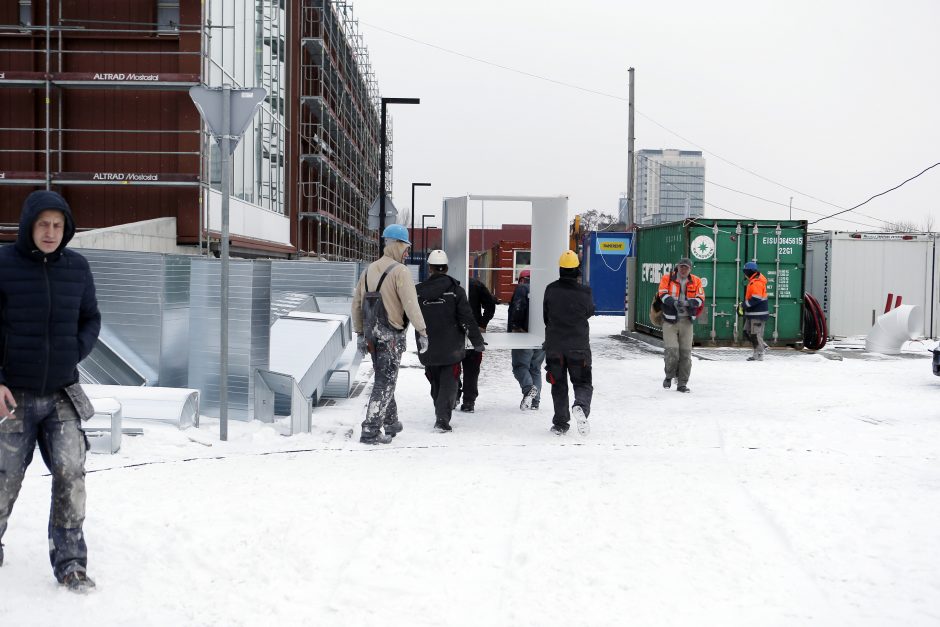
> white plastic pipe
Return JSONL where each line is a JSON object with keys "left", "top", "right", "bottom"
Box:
{"left": 865, "top": 304, "right": 923, "bottom": 355}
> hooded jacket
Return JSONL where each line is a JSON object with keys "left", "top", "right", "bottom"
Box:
{"left": 743, "top": 272, "right": 769, "bottom": 321}
{"left": 467, "top": 278, "right": 497, "bottom": 330}
{"left": 351, "top": 240, "right": 427, "bottom": 335}
{"left": 0, "top": 190, "right": 101, "bottom": 394}
{"left": 415, "top": 272, "right": 484, "bottom": 367}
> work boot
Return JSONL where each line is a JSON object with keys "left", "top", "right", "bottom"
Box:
{"left": 61, "top": 569, "right": 96, "bottom": 594}
{"left": 747, "top": 352, "right": 764, "bottom": 362}
{"left": 663, "top": 377, "right": 672, "bottom": 389}
{"left": 676, "top": 385, "right": 691, "bottom": 393}
{"left": 459, "top": 401, "right": 475, "bottom": 413}
{"left": 434, "top": 420, "right": 452, "bottom": 432}
{"left": 360, "top": 432, "right": 393, "bottom": 445}
{"left": 530, "top": 398, "right": 540, "bottom": 410}
{"left": 520, "top": 386, "right": 538, "bottom": 410}
{"left": 384, "top": 421, "right": 403, "bottom": 438}
{"left": 550, "top": 424, "right": 568, "bottom": 436}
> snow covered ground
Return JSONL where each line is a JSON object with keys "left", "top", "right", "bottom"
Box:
{"left": 1, "top": 307, "right": 938, "bottom": 626}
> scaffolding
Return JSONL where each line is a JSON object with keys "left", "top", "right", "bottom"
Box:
{"left": 0, "top": 3, "right": 203, "bottom": 191}
{"left": 298, "top": 0, "right": 382, "bottom": 261}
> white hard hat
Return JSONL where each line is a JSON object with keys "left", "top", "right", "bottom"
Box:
{"left": 427, "top": 249, "right": 448, "bottom": 265}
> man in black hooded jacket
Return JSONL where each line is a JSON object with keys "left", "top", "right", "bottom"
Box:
{"left": 0, "top": 190, "right": 101, "bottom": 592}
{"left": 457, "top": 277, "right": 496, "bottom": 412}
{"left": 415, "top": 250, "right": 485, "bottom": 431}
{"left": 543, "top": 250, "right": 594, "bottom": 436}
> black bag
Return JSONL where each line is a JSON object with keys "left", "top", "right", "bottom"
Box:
{"left": 362, "top": 265, "right": 396, "bottom": 343}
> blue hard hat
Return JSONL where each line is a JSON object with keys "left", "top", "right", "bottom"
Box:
{"left": 382, "top": 223, "right": 411, "bottom": 245}
{"left": 743, "top": 261, "right": 759, "bottom": 272}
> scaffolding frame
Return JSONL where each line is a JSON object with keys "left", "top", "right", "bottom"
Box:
{"left": 0, "top": 3, "right": 204, "bottom": 191}
{"left": 298, "top": 0, "right": 382, "bottom": 261}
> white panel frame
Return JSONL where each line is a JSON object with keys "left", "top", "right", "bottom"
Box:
{"left": 442, "top": 194, "right": 569, "bottom": 349}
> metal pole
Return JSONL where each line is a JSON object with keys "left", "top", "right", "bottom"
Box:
{"left": 44, "top": 0, "right": 51, "bottom": 190}
{"left": 789, "top": 196, "right": 793, "bottom": 221}
{"left": 626, "top": 67, "right": 635, "bottom": 227}
{"left": 219, "top": 84, "right": 231, "bottom": 442}
{"left": 379, "top": 100, "right": 387, "bottom": 255}
{"left": 409, "top": 182, "right": 430, "bottom": 263}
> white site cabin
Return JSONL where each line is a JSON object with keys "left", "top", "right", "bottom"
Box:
{"left": 441, "top": 194, "right": 569, "bottom": 350}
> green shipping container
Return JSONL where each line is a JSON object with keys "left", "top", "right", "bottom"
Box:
{"left": 632, "top": 219, "right": 807, "bottom": 346}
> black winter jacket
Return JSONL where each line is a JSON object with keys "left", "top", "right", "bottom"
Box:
{"left": 507, "top": 282, "right": 530, "bottom": 332}
{"left": 468, "top": 278, "right": 497, "bottom": 329}
{"left": 415, "top": 273, "right": 484, "bottom": 367}
{"left": 543, "top": 277, "right": 594, "bottom": 353}
{"left": 0, "top": 191, "right": 101, "bottom": 394}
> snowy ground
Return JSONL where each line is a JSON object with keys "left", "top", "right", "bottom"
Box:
{"left": 1, "top": 307, "right": 938, "bottom": 626}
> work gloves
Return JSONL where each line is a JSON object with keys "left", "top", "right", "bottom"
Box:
{"left": 417, "top": 334, "right": 429, "bottom": 354}
{"left": 357, "top": 334, "right": 369, "bottom": 356}
{"left": 737, "top": 302, "right": 745, "bottom": 317}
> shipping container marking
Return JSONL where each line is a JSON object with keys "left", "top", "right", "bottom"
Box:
{"left": 690, "top": 235, "right": 715, "bottom": 260}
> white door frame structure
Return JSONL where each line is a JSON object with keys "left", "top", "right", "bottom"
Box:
{"left": 442, "top": 194, "right": 569, "bottom": 350}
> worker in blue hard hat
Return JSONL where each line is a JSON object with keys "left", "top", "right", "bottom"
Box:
{"left": 351, "top": 223, "right": 429, "bottom": 444}
{"left": 739, "top": 260, "right": 769, "bottom": 361}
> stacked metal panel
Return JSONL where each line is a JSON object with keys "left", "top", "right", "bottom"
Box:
{"left": 188, "top": 258, "right": 272, "bottom": 421}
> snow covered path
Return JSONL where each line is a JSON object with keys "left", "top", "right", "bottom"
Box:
{"left": 1, "top": 312, "right": 938, "bottom": 626}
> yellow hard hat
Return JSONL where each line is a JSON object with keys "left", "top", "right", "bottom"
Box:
{"left": 559, "top": 250, "right": 579, "bottom": 268}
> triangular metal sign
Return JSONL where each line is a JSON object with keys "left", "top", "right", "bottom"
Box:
{"left": 368, "top": 194, "right": 399, "bottom": 230}
{"left": 189, "top": 86, "right": 267, "bottom": 153}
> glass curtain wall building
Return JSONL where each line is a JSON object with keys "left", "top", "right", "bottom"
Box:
{"left": 634, "top": 149, "right": 705, "bottom": 225}
{"left": 206, "top": 0, "right": 287, "bottom": 216}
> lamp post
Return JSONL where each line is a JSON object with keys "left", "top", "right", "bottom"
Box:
{"left": 421, "top": 213, "right": 435, "bottom": 278}
{"left": 379, "top": 97, "right": 420, "bottom": 253}
{"left": 410, "top": 182, "right": 431, "bottom": 263}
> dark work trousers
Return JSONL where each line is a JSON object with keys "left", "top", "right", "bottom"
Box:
{"left": 0, "top": 388, "right": 89, "bottom": 581}
{"left": 458, "top": 351, "right": 482, "bottom": 404}
{"left": 544, "top": 350, "right": 593, "bottom": 431}
{"left": 425, "top": 363, "right": 462, "bottom": 427}
{"left": 362, "top": 326, "right": 406, "bottom": 436}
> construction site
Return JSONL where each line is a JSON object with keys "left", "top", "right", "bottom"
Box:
{"left": 0, "top": 0, "right": 385, "bottom": 260}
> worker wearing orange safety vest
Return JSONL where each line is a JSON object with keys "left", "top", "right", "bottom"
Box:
{"left": 657, "top": 257, "right": 705, "bottom": 393}
{"left": 739, "top": 261, "right": 769, "bottom": 361}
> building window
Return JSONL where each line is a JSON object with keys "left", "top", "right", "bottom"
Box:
{"left": 513, "top": 250, "right": 531, "bottom": 282}
{"left": 157, "top": 1, "right": 180, "bottom": 31}
{"left": 19, "top": 0, "right": 32, "bottom": 26}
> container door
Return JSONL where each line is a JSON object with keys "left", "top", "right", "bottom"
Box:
{"left": 634, "top": 223, "right": 685, "bottom": 333}
{"left": 742, "top": 222, "right": 806, "bottom": 344}
{"left": 687, "top": 222, "right": 742, "bottom": 342}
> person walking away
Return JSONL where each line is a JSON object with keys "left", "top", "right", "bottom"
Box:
{"left": 658, "top": 257, "right": 705, "bottom": 393}
{"left": 740, "top": 261, "right": 769, "bottom": 361}
{"left": 543, "top": 251, "right": 595, "bottom": 435}
{"left": 351, "top": 224, "right": 429, "bottom": 444}
{"left": 508, "top": 269, "right": 545, "bottom": 411}
{"left": 457, "top": 276, "right": 496, "bottom": 412}
{"left": 416, "top": 251, "right": 485, "bottom": 431}
{"left": 0, "top": 190, "right": 102, "bottom": 592}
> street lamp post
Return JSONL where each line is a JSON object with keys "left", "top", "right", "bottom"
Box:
{"left": 410, "top": 182, "right": 431, "bottom": 263}
{"left": 379, "top": 97, "right": 420, "bottom": 254}
{"left": 421, "top": 213, "right": 435, "bottom": 278}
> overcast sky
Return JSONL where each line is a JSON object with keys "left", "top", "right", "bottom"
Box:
{"left": 351, "top": 0, "right": 939, "bottom": 232}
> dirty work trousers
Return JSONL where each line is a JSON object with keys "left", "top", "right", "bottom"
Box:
{"left": 662, "top": 318, "right": 694, "bottom": 386}
{"left": 425, "top": 363, "right": 461, "bottom": 427}
{"left": 544, "top": 350, "right": 593, "bottom": 431}
{"left": 362, "top": 327, "right": 406, "bottom": 437}
{"left": 512, "top": 348, "right": 545, "bottom": 399}
{"left": 0, "top": 388, "right": 88, "bottom": 581}
{"left": 743, "top": 318, "right": 768, "bottom": 357}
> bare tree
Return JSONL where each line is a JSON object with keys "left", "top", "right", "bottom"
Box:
{"left": 579, "top": 209, "right": 617, "bottom": 232}
{"left": 882, "top": 219, "right": 919, "bottom": 233}
{"left": 924, "top": 214, "right": 935, "bottom": 233}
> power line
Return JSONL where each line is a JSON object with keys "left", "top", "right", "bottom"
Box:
{"left": 363, "top": 21, "right": 932, "bottom": 231}
{"left": 637, "top": 154, "right": 886, "bottom": 229}
{"left": 808, "top": 162, "right": 940, "bottom": 225}
{"left": 361, "top": 23, "right": 853, "bottom": 210}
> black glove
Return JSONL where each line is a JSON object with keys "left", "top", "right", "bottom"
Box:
{"left": 356, "top": 335, "right": 369, "bottom": 356}
{"left": 474, "top": 343, "right": 485, "bottom": 353}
